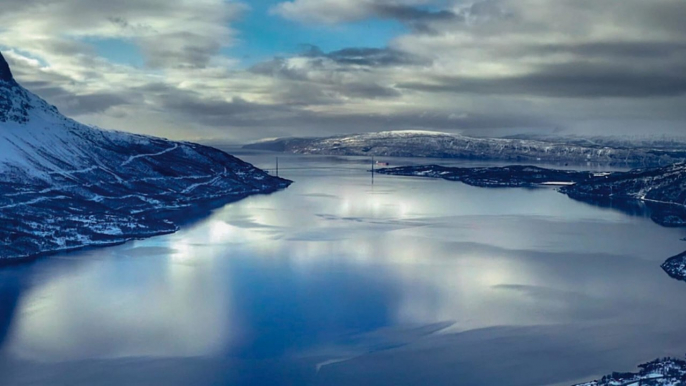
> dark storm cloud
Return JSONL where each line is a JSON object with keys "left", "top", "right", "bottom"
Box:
{"left": 271, "top": 0, "right": 473, "bottom": 28}
{"left": 373, "top": 4, "right": 462, "bottom": 32}
{"left": 60, "top": 93, "right": 131, "bottom": 115}
{"left": 532, "top": 42, "right": 686, "bottom": 60}
{"left": 128, "top": 77, "right": 549, "bottom": 135}
{"left": 132, "top": 83, "right": 295, "bottom": 127}
{"left": 339, "top": 82, "right": 401, "bottom": 98}
{"left": 399, "top": 61, "right": 686, "bottom": 98}
{"left": 138, "top": 32, "right": 223, "bottom": 69}
{"left": 20, "top": 83, "right": 76, "bottom": 101}
{"left": 639, "top": 0, "right": 686, "bottom": 35}
{"left": 319, "top": 47, "right": 429, "bottom": 67}
{"left": 163, "top": 95, "right": 281, "bottom": 120}
{"left": 243, "top": 109, "right": 553, "bottom": 136}
{"left": 373, "top": 4, "right": 457, "bottom": 22}
{"left": 21, "top": 80, "right": 133, "bottom": 115}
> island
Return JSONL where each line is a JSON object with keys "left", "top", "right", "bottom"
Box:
{"left": 374, "top": 164, "right": 594, "bottom": 188}
{"left": 662, "top": 251, "right": 686, "bottom": 283}
{"left": 0, "top": 52, "right": 291, "bottom": 262}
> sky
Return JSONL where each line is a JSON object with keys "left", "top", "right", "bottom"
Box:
{"left": 1, "top": 0, "right": 685, "bottom": 142}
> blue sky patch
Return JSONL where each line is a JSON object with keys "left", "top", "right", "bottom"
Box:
{"left": 85, "top": 0, "right": 407, "bottom": 69}
{"left": 228, "top": 1, "right": 407, "bottom": 66}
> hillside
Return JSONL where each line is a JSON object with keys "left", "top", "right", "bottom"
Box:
{"left": 0, "top": 52, "right": 290, "bottom": 261}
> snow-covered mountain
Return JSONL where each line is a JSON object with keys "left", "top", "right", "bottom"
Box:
{"left": 0, "top": 52, "right": 291, "bottom": 261}
{"left": 245, "top": 130, "right": 686, "bottom": 167}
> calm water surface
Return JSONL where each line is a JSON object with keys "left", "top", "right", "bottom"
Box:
{"left": 1, "top": 152, "right": 686, "bottom": 386}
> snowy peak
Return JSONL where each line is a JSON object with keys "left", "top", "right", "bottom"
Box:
{"left": 0, "top": 52, "right": 13, "bottom": 82}
{"left": 0, "top": 52, "right": 56, "bottom": 124}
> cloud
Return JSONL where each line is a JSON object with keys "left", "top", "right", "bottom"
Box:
{"left": 271, "top": 0, "right": 441, "bottom": 24}
{"left": 2, "top": 0, "right": 686, "bottom": 141}
{"left": 309, "top": 46, "right": 428, "bottom": 67}
{"left": 372, "top": 4, "right": 463, "bottom": 33}
{"left": 141, "top": 84, "right": 296, "bottom": 128}
{"left": 248, "top": 47, "right": 412, "bottom": 105}
{"left": 0, "top": 0, "right": 245, "bottom": 70}
{"left": 21, "top": 83, "right": 133, "bottom": 116}
{"left": 271, "top": 0, "right": 480, "bottom": 32}
{"left": 262, "top": 0, "right": 686, "bottom": 137}
{"left": 399, "top": 61, "right": 686, "bottom": 98}
{"left": 271, "top": 0, "right": 381, "bottom": 24}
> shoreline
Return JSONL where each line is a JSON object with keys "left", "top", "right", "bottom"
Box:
{"left": 0, "top": 185, "right": 290, "bottom": 265}
{"left": 375, "top": 162, "right": 686, "bottom": 385}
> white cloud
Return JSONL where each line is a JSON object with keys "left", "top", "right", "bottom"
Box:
{"left": 0, "top": 0, "right": 245, "bottom": 69}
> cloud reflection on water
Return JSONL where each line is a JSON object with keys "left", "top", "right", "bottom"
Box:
{"left": 3, "top": 156, "right": 686, "bottom": 385}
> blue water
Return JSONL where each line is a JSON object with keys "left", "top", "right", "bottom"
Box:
{"left": 1, "top": 152, "right": 686, "bottom": 386}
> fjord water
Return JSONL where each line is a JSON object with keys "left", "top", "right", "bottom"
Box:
{"left": 2, "top": 152, "right": 686, "bottom": 386}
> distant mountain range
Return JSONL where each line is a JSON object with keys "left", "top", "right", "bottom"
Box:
{"left": 0, "top": 52, "right": 290, "bottom": 261}
{"left": 244, "top": 130, "right": 686, "bottom": 167}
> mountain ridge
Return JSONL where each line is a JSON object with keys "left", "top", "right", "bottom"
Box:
{"left": 0, "top": 51, "right": 291, "bottom": 261}
{"left": 245, "top": 131, "right": 686, "bottom": 167}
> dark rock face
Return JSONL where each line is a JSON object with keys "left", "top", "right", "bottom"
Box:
{"left": 0, "top": 66, "right": 40, "bottom": 124}
{"left": 0, "top": 51, "right": 291, "bottom": 261}
{"left": 245, "top": 131, "right": 686, "bottom": 167}
{"left": 0, "top": 52, "right": 12, "bottom": 82}
{"left": 662, "top": 251, "right": 686, "bottom": 282}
